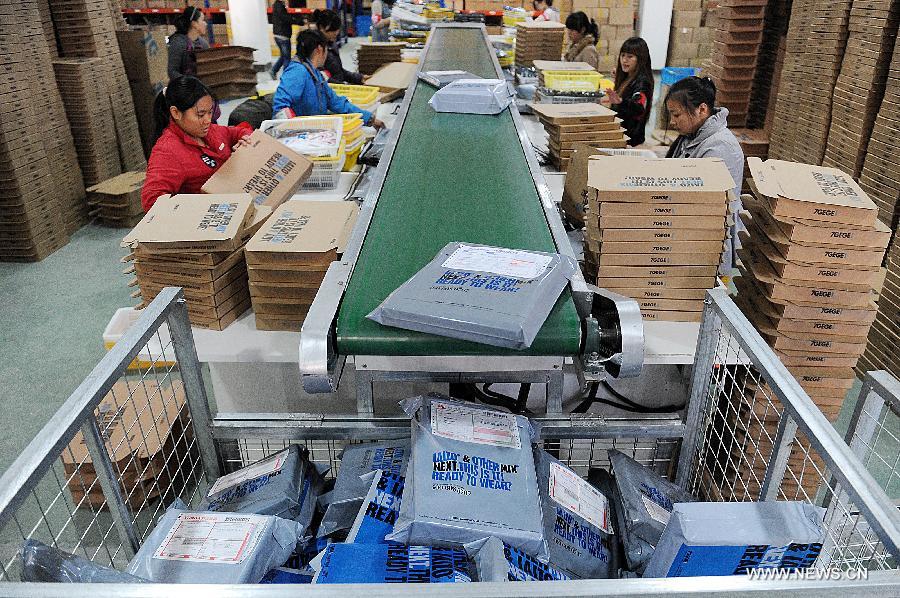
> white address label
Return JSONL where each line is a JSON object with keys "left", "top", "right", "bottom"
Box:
{"left": 549, "top": 462, "right": 612, "bottom": 534}
{"left": 442, "top": 245, "right": 552, "bottom": 280}
{"left": 207, "top": 448, "right": 288, "bottom": 497}
{"left": 641, "top": 494, "right": 673, "bottom": 525}
{"left": 431, "top": 401, "right": 521, "bottom": 449}
{"left": 153, "top": 513, "right": 263, "bottom": 564}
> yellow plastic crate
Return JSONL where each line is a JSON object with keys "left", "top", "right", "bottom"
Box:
{"left": 542, "top": 70, "right": 606, "bottom": 92}
{"left": 329, "top": 83, "right": 380, "bottom": 107}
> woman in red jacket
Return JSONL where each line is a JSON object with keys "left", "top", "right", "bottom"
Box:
{"left": 141, "top": 76, "right": 252, "bottom": 211}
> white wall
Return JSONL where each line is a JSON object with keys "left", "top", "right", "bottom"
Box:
{"left": 228, "top": 0, "right": 273, "bottom": 66}
{"left": 637, "top": 0, "right": 674, "bottom": 70}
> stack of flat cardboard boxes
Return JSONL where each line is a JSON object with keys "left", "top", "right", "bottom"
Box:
{"left": 117, "top": 28, "right": 168, "bottom": 157}
{"left": 49, "top": 0, "right": 147, "bottom": 176}
{"left": 666, "top": 0, "right": 714, "bottom": 69}
{"left": 515, "top": 21, "right": 566, "bottom": 68}
{"left": 87, "top": 171, "right": 146, "bottom": 228}
{"left": 747, "top": 0, "right": 790, "bottom": 128}
{"left": 531, "top": 103, "right": 627, "bottom": 171}
{"left": 583, "top": 156, "right": 733, "bottom": 322}
{"left": 246, "top": 201, "right": 358, "bottom": 331}
{"left": 195, "top": 46, "right": 257, "bottom": 100}
{"left": 858, "top": 33, "right": 900, "bottom": 232}
{"left": 823, "top": 0, "right": 900, "bottom": 178}
{"left": 356, "top": 42, "right": 405, "bottom": 76}
{"left": 734, "top": 158, "right": 890, "bottom": 424}
{"left": 858, "top": 236, "right": 899, "bottom": 379}
{"left": 124, "top": 195, "right": 267, "bottom": 330}
{"left": 704, "top": 0, "right": 767, "bottom": 127}
{"left": 769, "top": 0, "right": 852, "bottom": 165}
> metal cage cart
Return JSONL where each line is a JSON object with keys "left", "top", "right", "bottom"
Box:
{"left": 0, "top": 286, "right": 899, "bottom": 596}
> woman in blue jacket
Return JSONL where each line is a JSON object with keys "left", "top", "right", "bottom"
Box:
{"left": 273, "top": 30, "right": 385, "bottom": 129}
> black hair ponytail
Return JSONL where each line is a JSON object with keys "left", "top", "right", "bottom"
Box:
{"left": 296, "top": 29, "right": 327, "bottom": 59}
{"left": 174, "top": 6, "right": 202, "bottom": 35}
{"left": 665, "top": 76, "right": 717, "bottom": 114}
{"left": 565, "top": 11, "right": 598, "bottom": 40}
{"left": 152, "top": 75, "right": 214, "bottom": 144}
{"left": 313, "top": 8, "right": 341, "bottom": 32}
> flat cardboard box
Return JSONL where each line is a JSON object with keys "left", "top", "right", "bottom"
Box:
{"left": 246, "top": 266, "right": 327, "bottom": 285}
{"left": 251, "top": 302, "right": 313, "bottom": 316}
{"left": 596, "top": 275, "right": 716, "bottom": 290}
{"left": 561, "top": 143, "right": 606, "bottom": 224}
{"left": 137, "top": 261, "right": 246, "bottom": 294}
{"left": 123, "top": 194, "right": 254, "bottom": 253}
{"left": 775, "top": 349, "right": 860, "bottom": 369}
{"left": 249, "top": 284, "right": 318, "bottom": 301}
{"left": 593, "top": 264, "right": 718, "bottom": 278}
{"left": 598, "top": 239, "right": 726, "bottom": 254}
{"left": 740, "top": 292, "right": 874, "bottom": 338}
{"left": 636, "top": 297, "right": 703, "bottom": 312}
{"left": 367, "top": 62, "right": 417, "bottom": 93}
{"left": 748, "top": 158, "right": 878, "bottom": 227}
{"left": 588, "top": 157, "right": 735, "bottom": 203}
{"left": 245, "top": 200, "right": 358, "bottom": 266}
{"left": 201, "top": 130, "right": 312, "bottom": 209}
{"left": 141, "top": 275, "right": 248, "bottom": 308}
{"left": 610, "top": 287, "right": 708, "bottom": 301}
{"left": 735, "top": 275, "right": 877, "bottom": 323}
{"left": 191, "top": 298, "right": 252, "bottom": 331}
{"left": 597, "top": 252, "right": 723, "bottom": 267}
{"left": 530, "top": 103, "right": 618, "bottom": 125}
{"left": 597, "top": 214, "right": 726, "bottom": 230}
{"left": 742, "top": 252, "right": 874, "bottom": 307}
{"left": 248, "top": 294, "right": 314, "bottom": 306}
{"left": 640, "top": 309, "right": 703, "bottom": 322}
{"left": 742, "top": 245, "right": 872, "bottom": 293}
{"left": 254, "top": 314, "right": 306, "bottom": 331}
{"left": 595, "top": 227, "right": 725, "bottom": 242}
{"left": 746, "top": 217, "right": 884, "bottom": 268}
{"left": 597, "top": 201, "right": 728, "bottom": 217}
{"left": 185, "top": 288, "right": 251, "bottom": 321}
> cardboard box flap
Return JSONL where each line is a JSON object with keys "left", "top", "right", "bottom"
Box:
{"left": 588, "top": 157, "right": 736, "bottom": 192}
{"left": 747, "top": 157, "right": 877, "bottom": 211}
{"left": 201, "top": 130, "right": 313, "bottom": 209}
{"left": 530, "top": 103, "right": 617, "bottom": 122}
{"left": 368, "top": 62, "right": 417, "bottom": 91}
{"left": 246, "top": 200, "right": 359, "bottom": 255}
{"left": 122, "top": 194, "right": 254, "bottom": 249}
{"left": 87, "top": 171, "right": 146, "bottom": 194}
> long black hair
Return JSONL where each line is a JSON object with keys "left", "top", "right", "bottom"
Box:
{"left": 614, "top": 37, "right": 653, "bottom": 95}
{"left": 152, "top": 75, "right": 214, "bottom": 144}
{"left": 565, "top": 11, "right": 598, "bottom": 40}
{"left": 296, "top": 29, "right": 327, "bottom": 59}
{"left": 313, "top": 9, "right": 341, "bottom": 32}
{"left": 173, "top": 6, "right": 202, "bottom": 36}
{"left": 665, "top": 76, "right": 717, "bottom": 114}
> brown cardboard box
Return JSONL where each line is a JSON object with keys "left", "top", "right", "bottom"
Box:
{"left": 596, "top": 275, "right": 717, "bottom": 289}
{"left": 640, "top": 309, "right": 703, "bottom": 322}
{"left": 123, "top": 194, "right": 255, "bottom": 253}
{"left": 561, "top": 143, "right": 607, "bottom": 225}
{"left": 598, "top": 201, "right": 727, "bottom": 217}
{"left": 672, "top": 10, "right": 702, "bottom": 29}
{"left": 587, "top": 156, "right": 735, "bottom": 203}
{"left": 745, "top": 215, "right": 885, "bottom": 268}
{"left": 594, "top": 264, "right": 718, "bottom": 278}
{"left": 201, "top": 131, "right": 312, "bottom": 209}
{"left": 531, "top": 103, "right": 618, "bottom": 125}
{"left": 597, "top": 252, "right": 723, "bottom": 267}
{"left": 598, "top": 239, "right": 726, "bottom": 254}
{"left": 595, "top": 227, "right": 725, "bottom": 242}
{"left": 245, "top": 200, "right": 358, "bottom": 265}
{"left": 607, "top": 6, "right": 633, "bottom": 26}
{"left": 748, "top": 158, "right": 879, "bottom": 227}
{"left": 598, "top": 214, "right": 726, "bottom": 230}
{"left": 247, "top": 266, "right": 328, "bottom": 285}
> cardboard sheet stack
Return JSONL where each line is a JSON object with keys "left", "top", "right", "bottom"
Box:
{"left": 769, "top": 0, "right": 852, "bottom": 165}
{"left": 514, "top": 21, "right": 565, "bottom": 68}
{"left": 858, "top": 236, "right": 900, "bottom": 379}
{"left": 117, "top": 29, "right": 169, "bottom": 156}
{"left": 823, "top": 0, "right": 900, "bottom": 178}
{"left": 734, "top": 159, "right": 890, "bottom": 425}
{"left": 530, "top": 103, "right": 626, "bottom": 171}
{"left": 86, "top": 171, "right": 146, "bottom": 228}
{"left": 62, "top": 380, "right": 193, "bottom": 509}
{"left": 730, "top": 128, "right": 769, "bottom": 195}
{"left": 583, "top": 157, "right": 733, "bottom": 322}
{"left": 245, "top": 201, "right": 358, "bottom": 332}
{"left": 856, "top": 23, "right": 900, "bottom": 231}
{"left": 124, "top": 194, "right": 269, "bottom": 331}
{"left": 703, "top": 0, "right": 767, "bottom": 127}
{"left": 48, "top": 0, "right": 147, "bottom": 177}
{"left": 0, "top": 0, "right": 87, "bottom": 262}
{"left": 356, "top": 42, "right": 405, "bottom": 76}
{"left": 195, "top": 46, "right": 257, "bottom": 100}
{"left": 747, "top": 0, "right": 790, "bottom": 128}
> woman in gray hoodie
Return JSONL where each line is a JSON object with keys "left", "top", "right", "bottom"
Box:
{"left": 664, "top": 76, "right": 745, "bottom": 275}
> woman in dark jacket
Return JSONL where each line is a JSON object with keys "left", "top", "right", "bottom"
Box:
{"left": 167, "top": 6, "right": 209, "bottom": 81}
{"left": 310, "top": 9, "right": 367, "bottom": 85}
{"left": 606, "top": 37, "right": 653, "bottom": 146}
{"left": 271, "top": 0, "right": 292, "bottom": 79}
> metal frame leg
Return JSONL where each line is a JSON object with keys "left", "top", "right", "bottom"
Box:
{"left": 546, "top": 369, "right": 564, "bottom": 414}
{"left": 355, "top": 368, "right": 375, "bottom": 416}
{"left": 760, "top": 414, "right": 798, "bottom": 501}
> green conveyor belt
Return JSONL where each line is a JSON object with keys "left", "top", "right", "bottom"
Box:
{"left": 336, "top": 27, "right": 582, "bottom": 356}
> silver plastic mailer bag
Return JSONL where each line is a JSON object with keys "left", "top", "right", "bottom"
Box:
{"left": 644, "top": 501, "right": 826, "bottom": 578}
{"left": 608, "top": 449, "right": 695, "bottom": 573}
{"left": 126, "top": 503, "right": 302, "bottom": 583}
{"left": 534, "top": 448, "right": 615, "bottom": 578}
{"left": 346, "top": 470, "right": 405, "bottom": 544}
{"left": 467, "top": 536, "right": 570, "bottom": 582}
{"left": 201, "top": 445, "right": 323, "bottom": 535}
{"left": 385, "top": 394, "right": 547, "bottom": 560}
{"left": 21, "top": 540, "right": 148, "bottom": 583}
{"left": 317, "top": 439, "right": 411, "bottom": 538}
{"left": 367, "top": 242, "right": 577, "bottom": 350}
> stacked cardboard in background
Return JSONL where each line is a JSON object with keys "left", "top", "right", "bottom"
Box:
{"left": 49, "top": 0, "right": 146, "bottom": 179}
{"left": 822, "top": 0, "right": 900, "bottom": 179}
{"left": 195, "top": 46, "right": 257, "bottom": 100}
{"left": 747, "top": 0, "right": 790, "bottom": 128}
{"left": 87, "top": 171, "right": 146, "bottom": 228}
{"left": 858, "top": 34, "right": 900, "bottom": 233}
{"left": 583, "top": 157, "right": 733, "bottom": 322}
{"left": 0, "top": 0, "right": 87, "bottom": 262}
{"left": 858, "top": 236, "right": 900, "bottom": 379}
{"left": 246, "top": 201, "right": 358, "bottom": 331}
{"left": 356, "top": 42, "right": 405, "bottom": 75}
{"left": 703, "top": 0, "right": 767, "bottom": 128}
{"left": 667, "top": 0, "right": 714, "bottom": 69}
{"left": 124, "top": 195, "right": 268, "bottom": 330}
{"left": 768, "top": 0, "right": 852, "bottom": 165}
{"left": 531, "top": 103, "right": 627, "bottom": 171}
{"left": 515, "top": 21, "right": 566, "bottom": 68}
{"left": 117, "top": 29, "right": 168, "bottom": 157}
{"left": 734, "top": 159, "right": 889, "bottom": 424}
